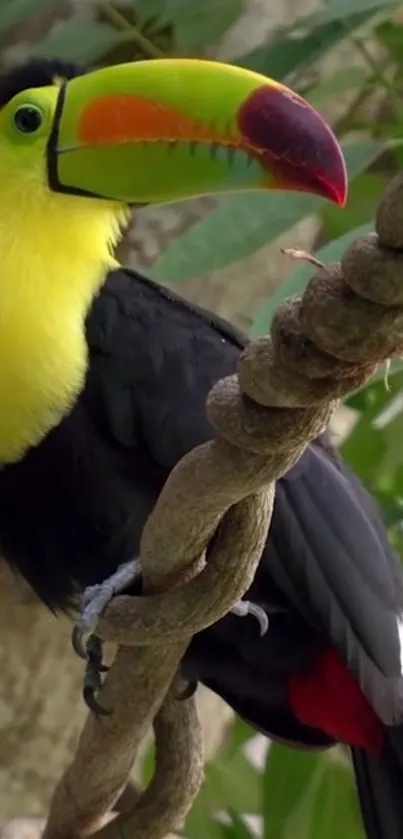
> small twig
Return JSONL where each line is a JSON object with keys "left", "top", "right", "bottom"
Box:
{"left": 281, "top": 247, "right": 326, "bottom": 270}
{"left": 351, "top": 37, "right": 401, "bottom": 117}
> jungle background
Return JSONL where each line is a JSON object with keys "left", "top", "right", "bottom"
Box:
{"left": 0, "top": 0, "right": 402, "bottom": 837}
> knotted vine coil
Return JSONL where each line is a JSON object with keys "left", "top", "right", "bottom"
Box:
{"left": 40, "top": 170, "right": 403, "bottom": 839}
{"left": 98, "top": 173, "right": 403, "bottom": 650}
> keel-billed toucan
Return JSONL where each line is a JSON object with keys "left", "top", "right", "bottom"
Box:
{"left": 0, "top": 56, "right": 401, "bottom": 839}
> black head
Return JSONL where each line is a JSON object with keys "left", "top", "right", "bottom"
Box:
{"left": 0, "top": 58, "right": 83, "bottom": 109}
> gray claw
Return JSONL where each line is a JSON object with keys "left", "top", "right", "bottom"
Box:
{"left": 83, "top": 637, "right": 112, "bottom": 717}
{"left": 71, "top": 557, "right": 143, "bottom": 659}
{"left": 71, "top": 624, "right": 89, "bottom": 660}
{"left": 83, "top": 684, "right": 111, "bottom": 717}
{"left": 230, "top": 599, "right": 269, "bottom": 636}
{"left": 71, "top": 557, "right": 143, "bottom": 715}
{"left": 81, "top": 634, "right": 111, "bottom": 715}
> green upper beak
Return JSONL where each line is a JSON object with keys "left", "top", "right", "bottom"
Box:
{"left": 48, "top": 58, "right": 347, "bottom": 207}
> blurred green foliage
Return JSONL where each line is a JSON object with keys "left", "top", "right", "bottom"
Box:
{"left": 1, "top": 0, "right": 403, "bottom": 835}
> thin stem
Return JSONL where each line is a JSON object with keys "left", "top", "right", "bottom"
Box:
{"left": 334, "top": 76, "right": 377, "bottom": 135}
{"left": 352, "top": 36, "right": 401, "bottom": 115}
{"left": 98, "top": 1, "right": 165, "bottom": 58}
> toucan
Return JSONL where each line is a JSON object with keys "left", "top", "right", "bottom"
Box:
{"left": 0, "top": 55, "right": 401, "bottom": 839}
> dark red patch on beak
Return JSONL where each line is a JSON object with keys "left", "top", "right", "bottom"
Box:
{"left": 238, "top": 85, "right": 347, "bottom": 206}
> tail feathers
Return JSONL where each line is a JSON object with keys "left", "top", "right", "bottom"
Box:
{"left": 352, "top": 728, "right": 403, "bottom": 839}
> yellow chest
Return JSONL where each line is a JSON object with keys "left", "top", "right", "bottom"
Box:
{"left": 0, "top": 189, "right": 127, "bottom": 464}
{"left": 0, "top": 274, "right": 91, "bottom": 464}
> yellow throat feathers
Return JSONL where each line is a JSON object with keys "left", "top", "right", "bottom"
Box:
{"left": 0, "top": 180, "right": 128, "bottom": 465}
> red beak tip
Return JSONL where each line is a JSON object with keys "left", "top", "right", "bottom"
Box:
{"left": 331, "top": 157, "right": 349, "bottom": 208}
{"left": 330, "top": 180, "right": 348, "bottom": 208}
{"left": 318, "top": 143, "right": 348, "bottom": 208}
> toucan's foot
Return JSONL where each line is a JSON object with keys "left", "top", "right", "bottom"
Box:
{"left": 71, "top": 557, "right": 142, "bottom": 714}
{"left": 82, "top": 634, "right": 112, "bottom": 716}
{"left": 230, "top": 599, "right": 269, "bottom": 636}
{"left": 72, "top": 557, "right": 143, "bottom": 659}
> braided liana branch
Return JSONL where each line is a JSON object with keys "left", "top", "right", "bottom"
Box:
{"left": 12, "top": 171, "right": 403, "bottom": 839}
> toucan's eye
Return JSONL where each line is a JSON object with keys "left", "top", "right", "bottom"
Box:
{"left": 13, "top": 105, "right": 43, "bottom": 134}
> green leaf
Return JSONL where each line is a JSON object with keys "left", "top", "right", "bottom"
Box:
{"left": 138, "top": 740, "right": 156, "bottom": 787}
{"left": 374, "top": 491, "right": 403, "bottom": 530}
{"left": 308, "top": 760, "right": 363, "bottom": 839}
{"left": 368, "top": 414, "right": 403, "bottom": 477}
{"left": 263, "top": 748, "right": 362, "bottom": 839}
{"left": 377, "top": 20, "right": 403, "bottom": 63}
{"left": 150, "top": 140, "right": 383, "bottom": 283}
{"left": 321, "top": 172, "right": 388, "bottom": 240}
{"left": 222, "top": 716, "right": 256, "bottom": 760}
{"left": 32, "top": 21, "right": 124, "bottom": 64}
{"left": 251, "top": 220, "right": 374, "bottom": 338}
{"left": 311, "top": 0, "right": 398, "bottom": 25}
{"left": 346, "top": 366, "right": 403, "bottom": 415}
{"left": 135, "top": 0, "right": 242, "bottom": 48}
{"left": 205, "top": 751, "right": 263, "bottom": 813}
{"left": 134, "top": 0, "right": 168, "bottom": 26}
{"left": 184, "top": 776, "right": 258, "bottom": 839}
{"left": 390, "top": 527, "right": 403, "bottom": 561}
{"left": 226, "top": 811, "right": 256, "bottom": 839}
{"left": 185, "top": 732, "right": 263, "bottom": 839}
{"left": 341, "top": 426, "right": 388, "bottom": 488}
{"left": 172, "top": 0, "right": 243, "bottom": 52}
{"left": 236, "top": 11, "right": 378, "bottom": 80}
{"left": 341, "top": 371, "right": 403, "bottom": 489}
{"left": 151, "top": 191, "right": 317, "bottom": 282}
{"left": 350, "top": 359, "right": 403, "bottom": 396}
{"left": 185, "top": 790, "right": 226, "bottom": 839}
{"left": 306, "top": 67, "right": 369, "bottom": 108}
{"left": 263, "top": 745, "right": 322, "bottom": 839}
{"left": 0, "top": 0, "right": 58, "bottom": 37}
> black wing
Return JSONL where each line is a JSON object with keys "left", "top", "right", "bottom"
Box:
{"left": 85, "top": 267, "right": 248, "bottom": 467}
{"left": 86, "top": 268, "right": 403, "bottom": 727}
{"left": 267, "top": 443, "right": 403, "bottom": 724}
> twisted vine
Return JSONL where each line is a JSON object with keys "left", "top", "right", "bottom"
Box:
{"left": 4, "top": 171, "right": 403, "bottom": 839}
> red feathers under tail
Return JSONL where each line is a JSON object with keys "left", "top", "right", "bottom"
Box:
{"left": 289, "top": 647, "right": 403, "bottom": 839}
{"left": 289, "top": 648, "right": 384, "bottom": 752}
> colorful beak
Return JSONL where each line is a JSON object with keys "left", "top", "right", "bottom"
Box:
{"left": 47, "top": 58, "right": 347, "bottom": 207}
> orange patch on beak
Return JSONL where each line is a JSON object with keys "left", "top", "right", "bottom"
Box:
{"left": 78, "top": 94, "right": 238, "bottom": 146}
